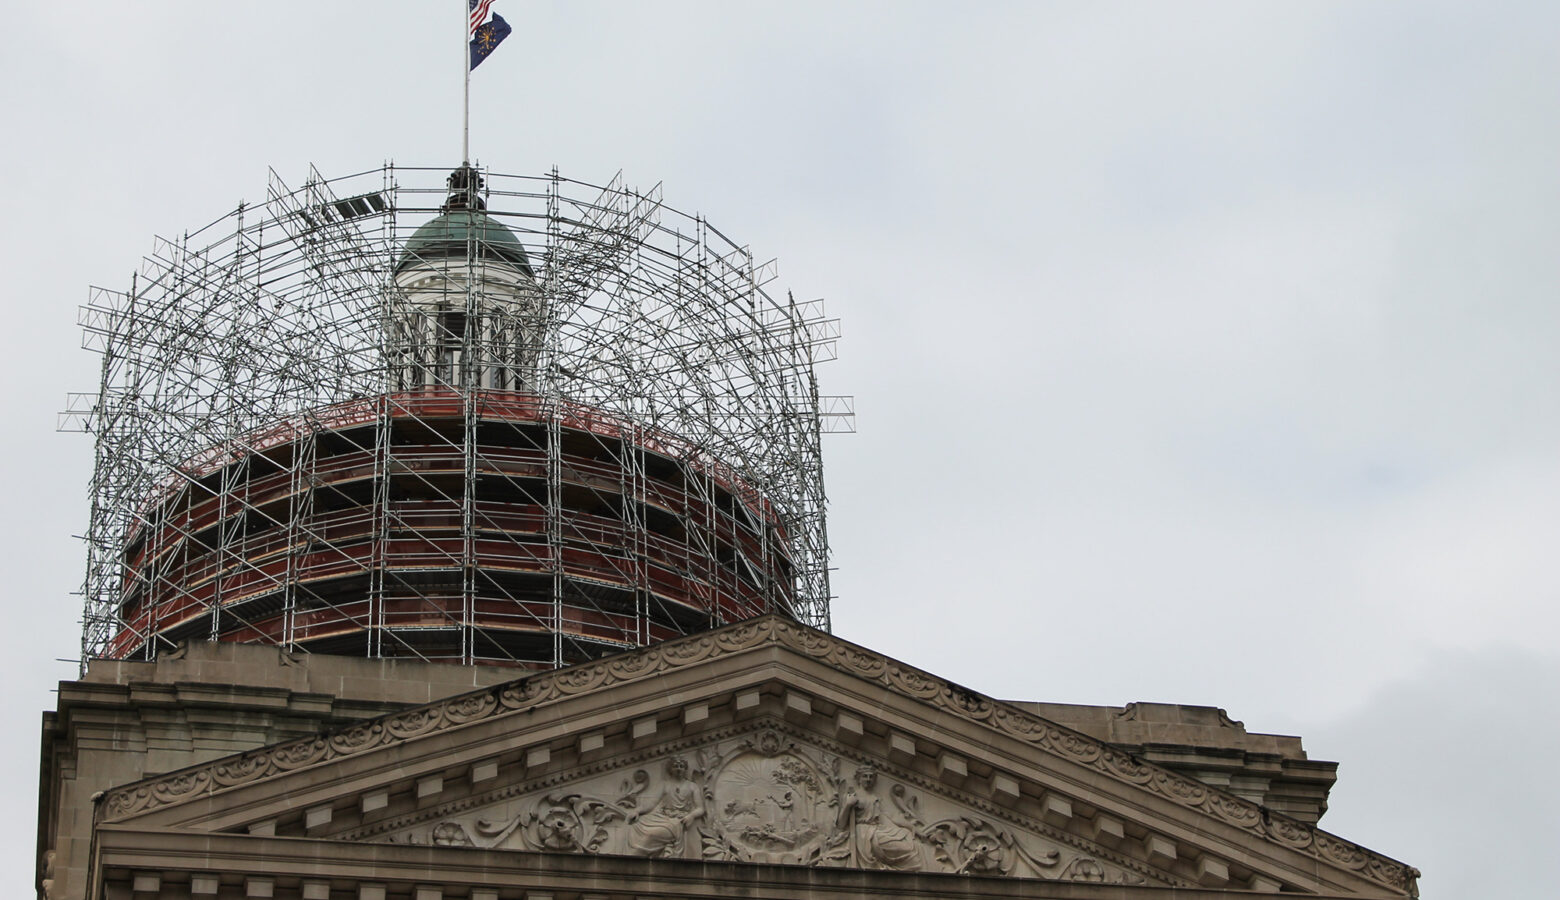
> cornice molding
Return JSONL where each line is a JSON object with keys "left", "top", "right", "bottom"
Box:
{"left": 89, "top": 827, "right": 1394, "bottom": 900}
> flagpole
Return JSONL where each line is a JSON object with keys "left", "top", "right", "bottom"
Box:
{"left": 462, "top": 0, "right": 471, "bottom": 165}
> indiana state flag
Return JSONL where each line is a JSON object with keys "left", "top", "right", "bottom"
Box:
{"left": 469, "top": 0, "right": 511, "bottom": 70}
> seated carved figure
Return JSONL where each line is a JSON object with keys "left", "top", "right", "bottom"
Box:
{"left": 836, "top": 764, "right": 921, "bottom": 871}
{"left": 626, "top": 756, "right": 705, "bottom": 858}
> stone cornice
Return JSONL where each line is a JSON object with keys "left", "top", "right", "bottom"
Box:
{"left": 91, "top": 826, "right": 1394, "bottom": 900}
{"left": 97, "top": 617, "right": 1418, "bottom": 896}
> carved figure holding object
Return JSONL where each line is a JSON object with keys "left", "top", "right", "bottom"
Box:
{"left": 625, "top": 755, "right": 706, "bottom": 858}
{"left": 834, "top": 764, "right": 921, "bottom": 871}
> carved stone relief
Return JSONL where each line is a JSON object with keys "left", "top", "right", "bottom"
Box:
{"left": 704, "top": 732, "right": 830, "bottom": 864}
{"left": 377, "top": 727, "right": 1150, "bottom": 884}
{"left": 625, "top": 755, "right": 704, "bottom": 858}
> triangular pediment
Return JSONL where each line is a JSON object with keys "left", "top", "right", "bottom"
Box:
{"left": 96, "top": 617, "right": 1417, "bottom": 897}
{"left": 353, "top": 719, "right": 1159, "bottom": 886}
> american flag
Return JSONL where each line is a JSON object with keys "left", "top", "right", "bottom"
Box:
{"left": 469, "top": 0, "right": 496, "bottom": 35}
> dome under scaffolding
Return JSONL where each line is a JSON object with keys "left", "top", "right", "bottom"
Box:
{"left": 63, "top": 164, "right": 853, "bottom": 670}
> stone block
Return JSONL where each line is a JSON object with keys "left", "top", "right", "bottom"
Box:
{"left": 416, "top": 775, "right": 443, "bottom": 799}
{"left": 414, "top": 888, "right": 442, "bottom": 900}
{"left": 1041, "top": 793, "right": 1073, "bottom": 826}
{"left": 472, "top": 892, "right": 501, "bottom": 900}
{"left": 578, "top": 731, "right": 605, "bottom": 755}
{"left": 246, "top": 877, "right": 275, "bottom": 898}
{"left": 471, "top": 758, "right": 499, "bottom": 784}
{"left": 248, "top": 819, "right": 276, "bottom": 837}
{"left": 359, "top": 885, "right": 386, "bottom": 900}
{"left": 1249, "top": 874, "right": 1283, "bottom": 893}
{"left": 683, "top": 703, "right": 710, "bottom": 727}
{"left": 1197, "top": 856, "right": 1230, "bottom": 886}
{"left": 989, "top": 772, "right": 1021, "bottom": 804}
{"left": 132, "top": 873, "right": 160, "bottom": 893}
{"left": 526, "top": 746, "right": 551, "bottom": 768}
{"left": 305, "top": 803, "right": 332, "bottom": 829}
{"left": 735, "top": 689, "right": 763, "bottom": 712}
{"left": 301, "top": 882, "right": 331, "bottom": 900}
{"left": 888, "top": 732, "right": 916, "bottom": 762}
{"left": 361, "top": 790, "right": 388, "bottom": 814}
{"left": 1090, "top": 813, "right": 1125, "bottom": 845}
{"left": 632, "top": 716, "right": 658, "bottom": 740}
{"left": 1144, "top": 833, "right": 1178, "bottom": 866}
{"left": 937, "top": 752, "right": 968, "bottom": 783}
{"left": 834, "top": 711, "right": 864, "bottom": 743}
{"left": 784, "top": 691, "right": 812, "bottom": 721}
{"left": 190, "top": 875, "right": 219, "bottom": 896}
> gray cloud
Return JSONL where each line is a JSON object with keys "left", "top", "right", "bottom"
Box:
{"left": 4, "top": 2, "right": 1555, "bottom": 895}
{"left": 1296, "top": 648, "right": 1560, "bottom": 899}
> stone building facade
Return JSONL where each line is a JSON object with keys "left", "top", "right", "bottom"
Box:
{"left": 39, "top": 616, "right": 1419, "bottom": 899}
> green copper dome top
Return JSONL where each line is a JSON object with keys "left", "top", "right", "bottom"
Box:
{"left": 395, "top": 209, "right": 534, "bottom": 277}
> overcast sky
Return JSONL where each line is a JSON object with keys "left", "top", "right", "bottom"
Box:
{"left": 4, "top": 3, "right": 1557, "bottom": 897}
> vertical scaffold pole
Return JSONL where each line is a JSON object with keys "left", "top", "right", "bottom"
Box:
{"left": 462, "top": 0, "right": 471, "bottom": 165}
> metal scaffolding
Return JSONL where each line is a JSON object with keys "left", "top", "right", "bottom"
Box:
{"left": 63, "top": 164, "right": 851, "bottom": 670}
